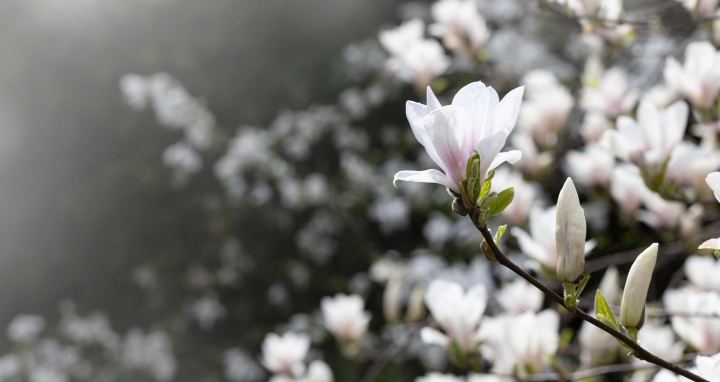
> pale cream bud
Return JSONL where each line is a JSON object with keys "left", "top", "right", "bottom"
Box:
{"left": 556, "top": 178, "right": 587, "bottom": 283}
{"left": 383, "top": 276, "right": 403, "bottom": 324}
{"left": 620, "top": 243, "right": 658, "bottom": 328}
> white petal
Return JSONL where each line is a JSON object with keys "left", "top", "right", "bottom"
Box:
{"left": 424, "top": 106, "right": 470, "bottom": 186}
{"left": 307, "top": 361, "right": 334, "bottom": 382}
{"left": 706, "top": 172, "right": 720, "bottom": 202}
{"left": 393, "top": 169, "right": 456, "bottom": 191}
{"left": 636, "top": 101, "right": 661, "bottom": 152}
{"left": 476, "top": 131, "right": 509, "bottom": 181}
{"left": 427, "top": 86, "right": 442, "bottom": 112}
{"left": 491, "top": 86, "right": 525, "bottom": 136}
{"left": 555, "top": 178, "right": 587, "bottom": 283}
{"left": 662, "top": 100, "right": 689, "bottom": 152}
{"left": 488, "top": 150, "right": 522, "bottom": 171}
{"left": 663, "top": 57, "right": 683, "bottom": 92}
{"left": 451, "top": 81, "right": 499, "bottom": 147}
{"left": 406, "top": 100, "right": 443, "bottom": 167}
{"left": 420, "top": 327, "right": 451, "bottom": 348}
{"left": 699, "top": 238, "right": 720, "bottom": 250}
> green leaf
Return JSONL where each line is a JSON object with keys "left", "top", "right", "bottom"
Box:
{"left": 465, "top": 151, "right": 480, "bottom": 180}
{"left": 597, "top": 314, "right": 630, "bottom": 348}
{"left": 485, "top": 169, "right": 495, "bottom": 182}
{"left": 465, "top": 152, "right": 482, "bottom": 202}
{"left": 594, "top": 290, "right": 618, "bottom": 331}
{"left": 477, "top": 178, "right": 492, "bottom": 204}
{"left": 494, "top": 224, "right": 506, "bottom": 245}
{"left": 477, "top": 192, "right": 497, "bottom": 223}
{"left": 487, "top": 187, "right": 514, "bottom": 217}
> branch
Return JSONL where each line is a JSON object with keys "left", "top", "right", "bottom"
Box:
{"left": 472, "top": 221, "right": 709, "bottom": 382}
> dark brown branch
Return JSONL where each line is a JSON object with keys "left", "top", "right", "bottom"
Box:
{"left": 473, "top": 222, "right": 709, "bottom": 382}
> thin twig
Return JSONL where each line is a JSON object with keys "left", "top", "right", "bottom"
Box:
{"left": 472, "top": 221, "right": 709, "bottom": 382}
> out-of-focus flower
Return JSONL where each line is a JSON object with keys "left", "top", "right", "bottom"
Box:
{"left": 518, "top": 70, "right": 574, "bottom": 146}
{"left": 429, "top": 0, "right": 490, "bottom": 58}
{"left": 7, "top": 315, "right": 45, "bottom": 343}
{"left": 666, "top": 142, "right": 720, "bottom": 192}
{"left": 681, "top": 0, "right": 720, "bottom": 15}
{"left": 635, "top": 321, "right": 685, "bottom": 364}
{"left": 260, "top": 332, "right": 310, "bottom": 377}
{"left": 635, "top": 191, "right": 686, "bottom": 231}
{"left": 510, "top": 132, "right": 553, "bottom": 175}
{"left": 306, "top": 360, "right": 334, "bottom": 382}
{"left": 421, "top": 279, "right": 487, "bottom": 352}
{"left": 393, "top": 83, "right": 524, "bottom": 194}
{"left": 610, "top": 165, "right": 651, "bottom": 214}
{"left": 578, "top": 317, "right": 620, "bottom": 366}
{"left": 496, "top": 279, "right": 544, "bottom": 314}
{"left": 379, "top": 19, "right": 450, "bottom": 90}
{"left": 490, "top": 167, "right": 540, "bottom": 226}
{"left": 580, "top": 57, "right": 640, "bottom": 118}
{"left": 620, "top": 243, "right": 658, "bottom": 329}
{"left": 224, "top": 348, "right": 267, "bottom": 382}
{"left": 191, "top": 296, "right": 226, "bottom": 331}
{"left": 505, "top": 310, "right": 560, "bottom": 376}
{"left": 664, "top": 287, "right": 720, "bottom": 353}
{"left": 564, "top": 145, "right": 614, "bottom": 188}
{"left": 122, "top": 329, "right": 177, "bottom": 381}
{"left": 580, "top": 112, "right": 613, "bottom": 143}
{"left": 556, "top": 178, "right": 587, "bottom": 284}
{"left": 511, "top": 206, "right": 595, "bottom": 279}
{"left": 320, "top": 294, "right": 371, "bottom": 344}
{"left": 695, "top": 353, "right": 720, "bottom": 381}
{"left": 163, "top": 141, "right": 203, "bottom": 177}
{"left": 684, "top": 255, "right": 720, "bottom": 292}
{"left": 368, "top": 197, "right": 410, "bottom": 234}
{"left": 415, "top": 372, "right": 465, "bottom": 382}
{"left": 642, "top": 84, "right": 679, "bottom": 109}
{"left": 664, "top": 41, "right": 720, "bottom": 110}
{"left": 608, "top": 100, "right": 688, "bottom": 176}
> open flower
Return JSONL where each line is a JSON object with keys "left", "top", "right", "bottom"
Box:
{"left": 320, "top": 294, "right": 371, "bottom": 344}
{"left": 421, "top": 279, "right": 487, "bottom": 353}
{"left": 394, "top": 82, "right": 524, "bottom": 194}
{"left": 664, "top": 41, "right": 720, "bottom": 110}
{"left": 699, "top": 172, "right": 720, "bottom": 250}
{"left": 260, "top": 332, "right": 310, "bottom": 377}
{"left": 429, "top": 0, "right": 490, "bottom": 58}
{"left": 580, "top": 56, "right": 640, "bottom": 118}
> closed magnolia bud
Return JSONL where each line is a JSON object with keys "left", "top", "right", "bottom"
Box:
{"left": 383, "top": 276, "right": 403, "bottom": 324}
{"left": 620, "top": 243, "right": 658, "bottom": 328}
{"left": 556, "top": 178, "right": 587, "bottom": 283}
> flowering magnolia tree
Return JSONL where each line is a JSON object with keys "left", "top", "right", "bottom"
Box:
{"left": 7, "top": 0, "right": 720, "bottom": 381}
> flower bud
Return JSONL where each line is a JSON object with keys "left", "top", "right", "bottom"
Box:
{"left": 620, "top": 243, "right": 658, "bottom": 329}
{"left": 556, "top": 178, "right": 587, "bottom": 283}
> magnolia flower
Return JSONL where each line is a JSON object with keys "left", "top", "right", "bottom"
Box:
{"left": 581, "top": 56, "right": 640, "bottom": 118}
{"left": 700, "top": 173, "right": 720, "bottom": 248}
{"left": 306, "top": 360, "right": 334, "bottom": 382}
{"left": 556, "top": 178, "right": 587, "bottom": 284}
{"left": 620, "top": 243, "right": 658, "bottom": 329}
{"left": 511, "top": 206, "right": 595, "bottom": 279}
{"left": 684, "top": 255, "right": 720, "bottom": 292}
{"left": 379, "top": 19, "right": 450, "bottom": 90}
{"left": 505, "top": 310, "right": 560, "bottom": 376}
{"left": 664, "top": 287, "right": 720, "bottom": 353}
{"left": 695, "top": 353, "right": 720, "bottom": 381}
{"left": 578, "top": 318, "right": 621, "bottom": 366}
{"left": 608, "top": 100, "right": 688, "bottom": 172}
{"left": 260, "top": 332, "right": 311, "bottom": 377}
{"left": 564, "top": 145, "right": 615, "bottom": 188}
{"left": 610, "top": 165, "right": 651, "bottom": 214}
{"left": 580, "top": 112, "right": 613, "bottom": 143}
{"left": 6, "top": 315, "right": 45, "bottom": 343}
{"left": 681, "top": 0, "right": 720, "bottom": 15}
{"left": 320, "top": 294, "right": 371, "bottom": 343}
{"left": 415, "top": 373, "right": 465, "bottom": 382}
{"left": 510, "top": 132, "right": 553, "bottom": 174}
{"left": 421, "top": 279, "right": 487, "bottom": 352}
{"left": 393, "top": 82, "right": 524, "bottom": 194}
{"left": 635, "top": 191, "right": 686, "bottom": 231}
{"left": 496, "top": 279, "right": 544, "bottom": 314}
{"left": 666, "top": 142, "right": 720, "bottom": 191}
{"left": 518, "top": 70, "right": 574, "bottom": 146}
{"left": 635, "top": 321, "right": 685, "bottom": 364}
{"left": 664, "top": 41, "right": 720, "bottom": 110}
{"left": 429, "top": 0, "right": 490, "bottom": 58}
{"left": 642, "top": 84, "right": 679, "bottom": 109}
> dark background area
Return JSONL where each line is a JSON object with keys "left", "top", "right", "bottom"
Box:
{"left": 0, "top": 0, "right": 402, "bottom": 348}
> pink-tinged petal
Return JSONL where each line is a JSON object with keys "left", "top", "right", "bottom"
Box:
{"left": 420, "top": 327, "right": 450, "bottom": 348}
{"left": 685, "top": 41, "right": 718, "bottom": 79}
{"left": 488, "top": 150, "right": 522, "bottom": 172}
{"left": 393, "top": 169, "right": 456, "bottom": 191}
{"left": 706, "top": 172, "right": 720, "bottom": 203}
{"left": 426, "top": 86, "right": 442, "bottom": 112}
{"left": 424, "top": 106, "right": 470, "bottom": 186}
{"left": 491, "top": 86, "right": 525, "bottom": 136}
{"left": 476, "top": 131, "right": 509, "bottom": 183}
{"left": 406, "top": 101, "right": 443, "bottom": 167}
{"left": 662, "top": 100, "right": 689, "bottom": 153}
{"left": 451, "top": 81, "right": 499, "bottom": 150}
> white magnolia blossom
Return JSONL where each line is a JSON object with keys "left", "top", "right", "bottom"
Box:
{"left": 260, "top": 332, "right": 311, "bottom": 377}
{"left": 415, "top": 372, "right": 465, "bottom": 382}
{"left": 429, "top": 0, "right": 490, "bottom": 58}
{"left": 510, "top": 132, "right": 553, "bottom": 174}
{"left": 421, "top": 279, "right": 487, "bottom": 352}
{"left": 664, "top": 41, "right": 720, "bottom": 110}
{"left": 518, "top": 70, "right": 574, "bottom": 146}
{"left": 496, "top": 279, "right": 544, "bottom": 314}
{"left": 191, "top": 295, "right": 226, "bottom": 331}
{"left": 504, "top": 310, "right": 560, "bottom": 376}
{"left": 635, "top": 191, "right": 687, "bottom": 231}
{"left": 122, "top": 329, "right": 177, "bottom": 381}
{"left": 578, "top": 317, "right": 620, "bottom": 366}
{"left": 653, "top": 353, "right": 720, "bottom": 382}
{"left": 393, "top": 82, "right": 524, "bottom": 194}
{"left": 224, "top": 348, "right": 266, "bottom": 382}
{"left": 490, "top": 167, "right": 539, "bottom": 226}
{"left": 620, "top": 243, "right": 658, "bottom": 328}
{"left": 511, "top": 206, "right": 595, "bottom": 278}
{"left": 564, "top": 145, "right": 614, "bottom": 188}
{"left": 608, "top": 100, "right": 688, "bottom": 172}
{"left": 642, "top": 84, "right": 679, "bottom": 109}
{"left": 580, "top": 56, "right": 640, "bottom": 118}
{"left": 700, "top": 172, "right": 720, "bottom": 250}
{"left": 664, "top": 287, "right": 720, "bottom": 353}
{"left": 635, "top": 321, "right": 685, "bottom": 364}
{"left": 666, "top": 142, "right": 720, "bottom": 191}
{"left": 684, "top": 255, "right": 720, "bottom": 292}
{"left": 580, "top": 112, "right": 613, "bottom": 143}
{"left": 610, "top": 164, "right": 651, "bottom": 214}
{"left": 379, "top": 19, "right": 450, "bottom": 90}
{"left": 320, "top": 294, "right": 371, "bottom": 343}
{"left": 7, "top": 315, "right": 45, "bottom": 343}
